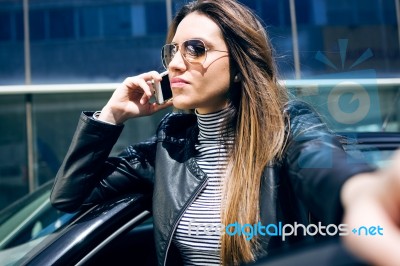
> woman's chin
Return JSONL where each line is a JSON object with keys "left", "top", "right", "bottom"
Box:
{"left": 171, "top": 98, "right": 196, "bottom": 110}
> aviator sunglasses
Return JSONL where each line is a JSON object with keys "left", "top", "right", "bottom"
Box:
{"left": 161, "top": 39, "right": 228, "bottom": 69}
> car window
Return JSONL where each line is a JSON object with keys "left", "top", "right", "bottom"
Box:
{"left": 0, "top": 181, "right": 77, "bottom": 265}
{"left": 0, "top": 237, "right": 46, "bottom": 265}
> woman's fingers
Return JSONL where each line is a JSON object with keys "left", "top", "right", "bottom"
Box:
{"left": 124, "top": 71, "right": 163, "bottom": 101}
{"left": 101, "top": 71, "right": 171, "bottom": 123}
{"left": 150, "top": 99, "right": 174, "bottom": 113}
{"left": 123, "top": 76, "right": 151, "bottom": 99}
{"left": 140, "top": 89, "right": 151, "bottom": 105}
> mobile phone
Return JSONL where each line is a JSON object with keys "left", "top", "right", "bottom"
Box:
{"left": 153, "top": 71, "right": 172, "bottom": 105}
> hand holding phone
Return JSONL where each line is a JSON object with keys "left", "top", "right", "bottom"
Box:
{"left": 153, "top": 71, "right": 172, "bottom": 105}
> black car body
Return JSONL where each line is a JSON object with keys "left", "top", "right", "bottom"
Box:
{"left": 0, "top": 132, "right": 399, "bottom": 266}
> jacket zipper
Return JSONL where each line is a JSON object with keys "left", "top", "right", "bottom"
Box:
{"left": 163, "top": 175, "right": 209, "bottom": 266}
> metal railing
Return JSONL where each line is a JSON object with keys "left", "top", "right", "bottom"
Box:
{"left": 1, "top": 78, "right": 400, "bottom": 95}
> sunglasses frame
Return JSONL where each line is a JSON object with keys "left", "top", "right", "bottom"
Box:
{"left": 161, "top": 39, "right": 228, "bottom": 69}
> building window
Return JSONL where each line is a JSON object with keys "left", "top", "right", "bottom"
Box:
{"left": 131, "top": 5, "right": 146, "bottom": 36}
{"left": 30, "top": 9, "right": 46, "bottom": 41}
{"left": 49, "top": 8, "right": 74, "bottom": 39}
{"left": 145, "top": 2, "right": 167, "bottom": 34}
{"left": 78, "top": 7, "right": 101, "bottom": 39}
{"left": 0, "top": 11, "right": 12, "bottom": 41}
{"left": 102, "top": 5, "right": 131, "bottom": 38}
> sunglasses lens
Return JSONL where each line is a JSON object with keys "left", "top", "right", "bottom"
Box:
{"left": 182, "top": 40, "right": 206, "bottom": 63}
{"left": 161, "top": 40, "right": 207, "bottom": 69}
{"left": 161, "top": 44, "right": 176, "bottom": 69}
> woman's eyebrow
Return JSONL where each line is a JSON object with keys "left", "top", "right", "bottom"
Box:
{"left": 199, "top": 38, "right": 219, "bottom": 49}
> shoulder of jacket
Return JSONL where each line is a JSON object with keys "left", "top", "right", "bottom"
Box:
{"left": 283, "top": 99, "right": 330, "bottom": 136}
{"left": 284, "top": 99, "right": 325, "bottom": 124}
{"left": 284, "top": 99, "right": 316, "bottom": 116}
{"left": 156, "top": 112, "right": 197, "bottom": 139}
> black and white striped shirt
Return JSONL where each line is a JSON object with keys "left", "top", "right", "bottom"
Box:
{"left": 173, "top": 108, "right": 234, "bottom": 266}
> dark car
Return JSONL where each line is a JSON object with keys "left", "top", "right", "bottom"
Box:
{"left": 0, "top": 183, "right": 155, "bottom": 266}
{"left": 0, "top": 132, "right": 399, "bottom": 266}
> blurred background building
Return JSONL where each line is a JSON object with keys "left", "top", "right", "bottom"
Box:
{"left": 0, "top": 0, "right": 399, "bottom": 210}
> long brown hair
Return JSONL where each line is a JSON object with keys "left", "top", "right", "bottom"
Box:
{"left": 166, "top": 1, "right": 289, "bottom": 264}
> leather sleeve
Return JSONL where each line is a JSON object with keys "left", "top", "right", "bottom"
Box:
{"left": 50, "top": 112, "right": 156, "bottom": 213}
{"left": 283, "top": 100, "right": 376, "bottom": 225}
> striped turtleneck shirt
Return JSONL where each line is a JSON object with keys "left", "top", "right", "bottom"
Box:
{"left": 172, "top": 108, "right": 234, "bottom": 266}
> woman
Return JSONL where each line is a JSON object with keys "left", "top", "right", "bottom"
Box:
{"left": 50, "top": 0, "right": 400, "bottom": 265}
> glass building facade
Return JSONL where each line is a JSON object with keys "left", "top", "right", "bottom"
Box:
{"left": 0, "top": 0, "right": 398, "bottom": 85}
{"left": 0, "top": 0, "right": 399, "bottom": 209}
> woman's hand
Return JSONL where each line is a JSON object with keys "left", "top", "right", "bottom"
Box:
{"left": 341, "top": 150, "right": 400, "bottom": 266}
{"left": 98, "top": 71, "right": 173, "bottom": 124}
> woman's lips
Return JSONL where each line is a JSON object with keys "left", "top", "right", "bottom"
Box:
{"left": 170, "top": 77, "right": 189, "bottom": 88}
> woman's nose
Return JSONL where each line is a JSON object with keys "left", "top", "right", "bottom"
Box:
{"left": 168, "top": 50, "right": 187, "bottom": 71}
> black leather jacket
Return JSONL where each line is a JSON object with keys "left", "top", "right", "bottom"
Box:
{"left": 50, "top": 100, "right": 374, "bottom": 265}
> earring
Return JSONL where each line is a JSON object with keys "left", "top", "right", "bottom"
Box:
{"left": 234, "top": 74, "right": 241, "bottom": 82}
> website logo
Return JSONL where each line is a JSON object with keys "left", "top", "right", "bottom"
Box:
{"left": 297, "top": 39, "right": 381, "bottom": 130}
{"left": 292, "top": 39, "right": 382, "bottom": 168}
{"left": 187, "top": 219, "right": 384, "bottom": 241}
